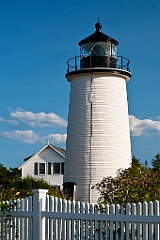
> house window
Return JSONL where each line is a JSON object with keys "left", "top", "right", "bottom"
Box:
{"left": 61, "top": 162, "right": 65, "bottom": 175}
{"left": 34, "top": 162, "right": 46, "bottom": 175}
{"left": 34, "top": 163, "right": 38, "bottom": 175}
{"left": 48, "top": 162, "right": 52, "bottom": 175}
{"left": 53, "top": 163, "right": 60, "bottom": 174}
{"left": 39, "top": 163, "right": 45, "bottom": 174}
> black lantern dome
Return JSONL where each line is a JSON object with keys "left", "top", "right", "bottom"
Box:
{"left": 78, "top": 22, "right": 118, "bottom": 46}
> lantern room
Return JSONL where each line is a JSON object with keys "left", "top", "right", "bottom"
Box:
{"left": 78, "top": 21, "right": 119, "bottom": 68}
{"left": 66, "top": 21, "right": 131, "bottom": 81}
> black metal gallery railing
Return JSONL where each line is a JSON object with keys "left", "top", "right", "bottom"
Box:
{"left": 67, "top": 55, "right": 130, "bottom": 73}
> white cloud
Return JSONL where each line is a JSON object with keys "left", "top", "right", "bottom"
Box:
{"left": 47, "top": 134, "right": 67, "bottom": 143}
{"left": 1, "top": 130, "right": 41, "bottom": 143}
{"left": 129, "top": 115, "right": 160, "bottom": 136}
{"left": 0, "top": 117, "right": 19, "bottom": 126}
{"left": 0, "top": 108, "right": 67, "bottom": 144}
{"left": 10, "top": 108, "right": 67, "bottom": 128}
{"left": 1, "top": 130, "right": 67, "bottom": 144}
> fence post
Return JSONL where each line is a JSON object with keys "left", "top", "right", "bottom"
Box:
{"left": 32, "top": 189, "right": 48, "bottom": 240}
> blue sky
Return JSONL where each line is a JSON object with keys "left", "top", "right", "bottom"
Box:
{"left": 0, "top": 0, "right": 160, "bottom": 168}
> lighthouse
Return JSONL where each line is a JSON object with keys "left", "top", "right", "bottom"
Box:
{"left": 64, "top": 21, "right": 132, "bottom": 203}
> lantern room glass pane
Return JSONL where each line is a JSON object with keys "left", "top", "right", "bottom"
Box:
{"left": 81, "top": 42, "right": 113, "bottom": 57}
{"left": 92, "top": 44, "right": 105, "bottom": 55}
{"left": 100, "top": 42, "right": 110, "bottom": 55}
{"left": 80, "top": 42, "right": 95, "bottom": 57}
{"left": 112, "top": 44, "right": 117, "bottom": 57}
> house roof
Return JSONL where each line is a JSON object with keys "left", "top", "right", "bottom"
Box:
{"left": 49, "top": 143, "right": 65, "bottom": 157}
{"left": 23, "top": 143, "right": 65, "bottom": 162}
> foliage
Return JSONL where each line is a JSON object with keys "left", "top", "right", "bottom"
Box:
{"left": 16, "top": 176, "right": 52, "bottom": 198}
{"left": 132, "top": 156, "right": 141, "bottom": 167}
{"left": 93, "top": 159, "right": 160, "bottom": 205}
{"left": 0, "top": 163, "right": 10, "bottom": 186}
{"left": 151, "top": 153, "right": 160, "bottom": 172}
{"left": 0, "top": 164, "right": 67, "bottom": 201}
{"left": 48, "top": 188, "right": 71, "bottom": 200}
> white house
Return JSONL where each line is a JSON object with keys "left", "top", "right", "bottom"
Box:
{"left": 19, "top": 142, "right": 65, "bottom": 190}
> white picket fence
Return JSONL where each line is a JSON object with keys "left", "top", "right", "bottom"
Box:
{"left": 0, "top": 189, "right": 160, "bottom": 240}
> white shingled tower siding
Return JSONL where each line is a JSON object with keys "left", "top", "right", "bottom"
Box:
{"left": 64, "top": 72, "right": 131, "bottom": 203}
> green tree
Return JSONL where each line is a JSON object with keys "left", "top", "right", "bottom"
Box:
{"left": 132, "top": 156, "right": 141, "bottom": 167}
{"left": 0, "top": 164, "right": 10, "bottom": 186}
{"left": 151, "top": 153, "right": 160, "bottom": 172}
{"left": 93, "top": 163, "right": 160, "bottom": 205}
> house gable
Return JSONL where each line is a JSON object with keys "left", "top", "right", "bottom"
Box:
{"left": 19, "top": 143, "right": 65, "bottom": 189}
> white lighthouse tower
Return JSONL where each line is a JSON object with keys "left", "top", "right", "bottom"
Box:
{"left": 64, "top": 21, "right": 132, "bottom": 203}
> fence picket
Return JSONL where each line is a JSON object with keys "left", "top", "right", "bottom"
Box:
{"left": 49, "top": 196, "right": 54, "bottom": 240}
{"left": 66, "top": 200, "right": 71, "bottom": 240}
{"left": 16, "top": 199, "right": 20, "bottom": 240}
{"left": 80, "top": 202, "right": 85, "bottom": 239}
{"left": 115, "top": 204, "right": 120, "bottom": 240}
{"left": 20, "top": 198, "right": 25, "bottom": 240}
{"left": 143, "top": 202, "right": 148, "bottom": 239}
{"left": 125, "top": 203, "right": 131, "bottom": 240}
{"left": 53, "top": 197, "right": 58, "bottom": 240}
{"left": 62, "top": 199, "right": 67, "bottom": 240}
{"left": 94, "top": 205, "right": 99, "bottom": 239}
{"left": 137, "top": 202, "right": 142, "bottom": 239}
{"left": 90, "top": 203, "right": 94, "bottom": 239}
{"left": 149, "top": 201, "right": 153, "bottom": 240}
{"left": 71, "top": 200, "right": 75, "bottom": 240}
{"left": 76, "top": 201, "right": 80, "bottom": 240}
{"left": 85, "top": 203, "right": 89, "bottom": 239}
{"left": 45, "top": 195, "right": 49, "bottom": 239}
{"left": 120, "top": 204, "right": 125, "bottom": 240}
{"left": 58, "top": 198, "right": 62, "bottom": 240}
{"left": 105, "top": 204, "right": 109, "bottom": 240}
{"left": 110, "top": 204, "right": 115, "bottom": 240}
{"left": 28, "top": 196, "right": 33, "bottom": 240}
{"left": 131, "top": 203, "right": 136, "bottom": 240}
{"left": 155, "top": 200, "right": 159, "bottom": 240}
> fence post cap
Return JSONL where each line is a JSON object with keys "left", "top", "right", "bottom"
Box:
{"left": 32, "top": 189, "right": 49, "bottom": 194}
